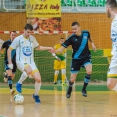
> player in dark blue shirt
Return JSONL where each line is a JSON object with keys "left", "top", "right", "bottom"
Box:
{"left": 54, "top": 22, "right": 96, "bottom": 98}
{"left": 0, "top": 31, "right": 17, "bottom": 95}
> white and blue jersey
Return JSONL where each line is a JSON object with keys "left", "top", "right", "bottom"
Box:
{"left": 111, "top": 15, "right": 117, "bottom": 59}
{"left": 10, "top": 35, "right": 39, "bottom": 64}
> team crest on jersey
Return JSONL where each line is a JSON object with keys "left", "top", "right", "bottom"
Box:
{"left": 22, "top": 46, "right": 32, "bottom": 56}
{"left": 83, "top": 36, "right": 87, "bottom": 39}
{"left": 75, "top": 39, "right": 78, "bottom": 41}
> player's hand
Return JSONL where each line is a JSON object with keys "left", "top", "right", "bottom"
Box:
{"left": 92, "top": 43, "right": 97, "bottom": 52}
{"left": 56, "top": 58, "right": 61, "bottom": 61}
{"left": 48, "top": 47, "right": 54, "bottom": 53}
{"left": 8, "top": 64, "right": 13, "bottom": 69}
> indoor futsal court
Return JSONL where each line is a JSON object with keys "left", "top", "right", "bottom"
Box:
{"left": 0, "top": 83, "right": 117, "bottom": 117}
{"left": 0, "top": 0, "right": 117, "bottom": 117}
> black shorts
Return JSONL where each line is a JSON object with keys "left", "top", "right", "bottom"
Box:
{"left": 70, "top": 56, "right": 92, "bottom": 73}
{"left": 4, "top": 61, "right": 17, "bottom": 73}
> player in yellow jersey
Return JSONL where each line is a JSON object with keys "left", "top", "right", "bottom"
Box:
{"left": 52, "top": 38, "right": 67, "bottom": 85}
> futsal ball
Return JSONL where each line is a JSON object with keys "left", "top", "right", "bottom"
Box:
{"left": 14, "top": 94, "right": 24, "bottom": 104}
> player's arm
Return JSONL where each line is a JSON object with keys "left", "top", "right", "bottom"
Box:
{"left": 7, "top": 47, "right": 13, "bottom": 69}
{"left": 35, "top": 46, "right": 54, "bottom": 52}
{"left": 52, "top": 53, "right": 61, "bottom": 61}
{"left": 33, "top": 37, "right": 54, "bottom": 52}
{"left": 89, "top": 36, "right": 97, "bottom": 52}
{"left": 55, "top": 46, "right": 65, "bottom": 53}
{"left": 7, "top": 37, "right": 18, "bottom": 69}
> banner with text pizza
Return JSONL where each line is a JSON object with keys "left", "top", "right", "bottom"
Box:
{"left": 26, "top": 0, "right": 61, "bottom": 32}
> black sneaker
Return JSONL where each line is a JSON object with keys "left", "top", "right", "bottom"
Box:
{"left": 66, "top": 86, "right": 72, "bottom": 98}
{"left": 81, "top": 89, "right": 87, "bottom": 97}
{"left": 54, "top": 82, "right": 57, "bottom": 86}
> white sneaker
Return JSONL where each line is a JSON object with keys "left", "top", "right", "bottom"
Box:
{"left": 3, "top": 72, "right": 7, "bottom": 82}
{"left": 10, "top": 90, "right": 15, "bottom": 95}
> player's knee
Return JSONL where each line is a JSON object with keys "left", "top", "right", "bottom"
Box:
{"left": 7, "top": 72, "right": 12, "bottom": 76}
{"left": 107, "top": 80, "right": 114, "bottom": 89}
{"left": 12, "top": 74, "right": 15, "bottom": 80}
{"left": 86, "top": 70, "right": 92, "bottom": 75}
{"left": 61, "top": 69, "right": 66, "bottom": 75}
{"left": 55, "top": 70, "right": 59, "bottom": 75}
{"left": 36, "top": 78, "right": 41, "bottom": 83}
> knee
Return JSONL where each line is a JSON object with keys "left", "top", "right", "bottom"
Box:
{"left": 61, "top": 69, "right": 66, "bottom": 75}
{"left": 107, "top": 81, "right": 113, "bottom": 89}
{"left": 86, "top": 70, "right": 92, "bottom": 75}
{"left": 36, "top": 78, "right": 41, "bottom": 83}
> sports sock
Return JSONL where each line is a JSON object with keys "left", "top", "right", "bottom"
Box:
{"left": 112, "top": 84, "right": 117, "bottom": 91}
{"left": 34, "top": 82, "right": 41, "bottom": 95}
{"left": 54, "top": 70, "right": 59, "bottom": 83}
{"left": 18, "top": 71, "right": 28, "bottom": 84}
{"left": 82, "top": 74, "right": 91, "bottom": 90}
{"left": 7, "top": 76, "right": 12, "bottom": 89}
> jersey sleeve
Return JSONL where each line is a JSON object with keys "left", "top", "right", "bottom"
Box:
{"left": 111, "top": 21, "right": 117, "bottom": 42}
{"left": 10, "top": 37, "right": 19, "bottom": 49}
{"left": 62, "top": 36, "right": 72, "bottom": 48}
{"left": 33, "top": 37, "right": 39, "bottom": 48}
{"left": 83, "top": 30, "right": 90, "bottom": 39}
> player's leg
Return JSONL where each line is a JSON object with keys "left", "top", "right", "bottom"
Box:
{"left": 3, "top": 61, "right": 9, "bottom": 82}
{"left": 31, "top": 70, "right": 41, "bottom": 103}
{"left": 61, "top": 60, "right": 66, "bottom": 85}
{"left": 107, "top": 58, "right": 117, "bottom": 91}
{"left": 66, "top": 59, "right": 79, "bottom": 98}
{"left": 4, "top": 60, "right": 15, "bottom": 94}
{"left": 82, "top": 56, "right": 92, "bottom": 97}
{"left": 6, "top": 69, "right": 15, "bottom": 95}
{"left": 54, "top": 60, "right": 60, "bottom": 84}
{"left": 28, "top": 62, "right": 41, "bottom": 103}
{"left": 16, "top": 62, "right": 28, "bottom": 93}
{"left": 66, "top": 73, "right": 77, "bottom": 98}
{"left": 3, "top": 72, "right": 8, "bottom": 82}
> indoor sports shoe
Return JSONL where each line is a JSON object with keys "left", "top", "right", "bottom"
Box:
{"left": 54, "top": 82, "right": 57, "bottom": 85}
{"left": 3, "top": 72, "right": 7, "bottom": 82}
{"left": 81, "top": 89, "right": 87, "bottom": 97}
{"left": 10, "top": 89, "right": 15, "bottom": 95}
{"left": 33, "top": 94, "right": 41, "bottom": 103}
{"left": 66, "top": 86, "right": 72, "bottom": 98}
{"left": 16, "top": 82, "right": 22, "bottom": 93}
{"left": 62, "top": 82, "right": 67, "bottom": 86}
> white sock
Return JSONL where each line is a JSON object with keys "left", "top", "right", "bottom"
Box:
{"left": 18, "top": 71, "right": 28, "bottom": 84}
{"left": 34, "top": 82, "right": 41, "bottom": 95}
{"left": 112, "top": 84, "right": 117, "bottom": 92}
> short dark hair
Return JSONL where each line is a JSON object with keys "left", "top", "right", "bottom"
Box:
{"left": 71, "top": 22, "right": 80, "bottom": 26}
{"left": 60, "top": 38, "right": 64, "bottom": 40}
{"left": 24, "top": 24, "right": 33, "bottom": 30}
{"left": 10, "top": 31, "right": 16, "bottom": 34}
{"left": 11, "top": 31, "right": 16, "bottom": 33}
{"left": 106, "top": 0, "right": 117, "bottom": 8}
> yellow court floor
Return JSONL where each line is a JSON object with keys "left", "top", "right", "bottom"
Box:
{"left": 0, "top": 86, "right": 117, "bottom": 117}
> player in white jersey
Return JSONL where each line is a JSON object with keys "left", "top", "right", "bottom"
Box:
{"left": 7, "top": 24, "right": 54, "bottom": 103}
{"left": 106, "top": 0, "right": 117, "bottom": 92}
